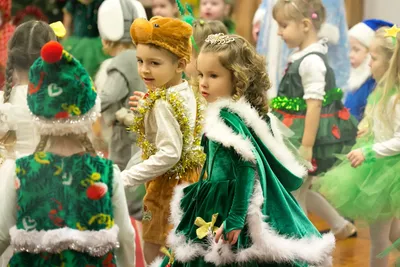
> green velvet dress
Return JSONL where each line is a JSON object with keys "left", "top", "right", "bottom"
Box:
{"left": 271, "top": 52, "right": 358, "bottom": 175}
{"left": 8, "top": 152, "right": 119, "bottom": 266}
{"left": 154, "top": 98, "right": 334, "bottom": 267}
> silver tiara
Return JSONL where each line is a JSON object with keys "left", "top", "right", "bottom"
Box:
{"left": 205, "top": 33, "right": 235, "bottom": 45}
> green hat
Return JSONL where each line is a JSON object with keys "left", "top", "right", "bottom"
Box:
{"left": 28, "top": 41, "right": 99, "bottom": 136}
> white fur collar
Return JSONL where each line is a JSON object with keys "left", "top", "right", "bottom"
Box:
{"left": 347, "top": 56, "right": 372, "bottom": 92}
{"left": 204, "top": 98, "right": 307, "bottom": 178}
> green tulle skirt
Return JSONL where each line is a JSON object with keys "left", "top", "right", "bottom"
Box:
{"left": 314, "top": 138, "right": 400, "bottom": 223}
{"left": 62, "top": 36, "right": 109, "bottom": 77}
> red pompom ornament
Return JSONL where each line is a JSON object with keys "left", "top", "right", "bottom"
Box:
{"left": 41, "top": 41, "right": 63, "bottom": 64}
{"left": 86, "top": 182, "right": 108, "bottom": 200}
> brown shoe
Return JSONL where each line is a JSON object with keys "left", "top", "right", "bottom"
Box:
{"left": 334, "top": 221, "right": 357, "bottom": 240}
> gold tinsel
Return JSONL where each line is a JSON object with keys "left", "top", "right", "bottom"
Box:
{"left": 129, "top": 87, "right": 205, "bottom": 179}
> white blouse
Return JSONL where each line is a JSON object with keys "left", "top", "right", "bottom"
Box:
{"left": 121, "top": 81, "right": 197, "bottom": 186}
{"left": 0, "top": 85, "right": 39, "bottom": 157}
{"left": 372, "top": 95, "right": 400, "bottom": 157}
{"left": 289, "top": 40, "right": 328, "bottom": 101}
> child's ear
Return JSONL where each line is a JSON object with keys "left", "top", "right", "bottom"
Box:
{"left": 176, "top": 58, "right": 188, "bottom": 74}
{"left": 301, "top": 18, "right": 313, "bottom": 33}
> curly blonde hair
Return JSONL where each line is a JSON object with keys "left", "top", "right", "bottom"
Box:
{"left": 272, "top": 0, "right": 326, "bottom": 31}
{"left": 194, "top": 34, "right": 270, "bottom": 115}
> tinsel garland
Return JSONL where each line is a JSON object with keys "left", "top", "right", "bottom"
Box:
{"left": 271, "top": 88, "right": 343, "bottom": 112}
{"left": 129, "top": 87, "right": 205, "bottom": 179}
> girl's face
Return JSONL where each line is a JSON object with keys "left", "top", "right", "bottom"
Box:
{"left": 349, "top": 37, "right": 369, "bottom": 69}
{"left": 197, "top": 51, "right": 233, "bottom": 103}
{"left": 275, "top": 11, "right": 306, "bottom": 49}
{"left": 369, "top": 39, "right": 389, "bottom": 81}
{"left": 200, "top": 0, "right": 228, "bottom": 21}
{"left": 152, "top": 0, "right": 177, "bottom": 18}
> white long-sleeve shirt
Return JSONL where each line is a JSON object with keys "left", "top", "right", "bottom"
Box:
{"left": 121, "top": 81, "right": 197, "bottom": 186}
{"left": 371, "top": 95, "right": 400, "bottom": 158}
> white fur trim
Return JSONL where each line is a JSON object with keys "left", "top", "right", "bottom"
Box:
{"left": 167, "top": 178, "right": 335, "bottom": 266}
{"left": 149, "top": 257, "right": 164, "bottom": 267}
{"left": 10, "top": 224, "right": 119, "bottom": 257}
{"left": 204, "top": 98, "right": 307, "bottom": 177}
{"left": 203, "top": 100, "right": 256, "bottom": 163}
{"left": 349, "top": 22, "right": 375, "bottom": 47}
{"left": 318, "top": 23, "right": 339, "bottom": 45}
{"left": 33, "top": 97, "right": 101, "bottom": 136}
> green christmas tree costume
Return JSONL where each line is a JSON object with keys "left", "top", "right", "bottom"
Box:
{"left": 9, "top": 153, "right": 118, "bottom": 266}
{"left": 271, "top": 52, "right": 358, "bottom": 175}
{"left": 315, "top": 90, "right": 400, "bottom": 223}
{"left": 154, "top": 98, "right": 334, "bottom": 267}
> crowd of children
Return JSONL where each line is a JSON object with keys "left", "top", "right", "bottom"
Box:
{"left": 0, "top": 0, "right": 399, "bottom": 266}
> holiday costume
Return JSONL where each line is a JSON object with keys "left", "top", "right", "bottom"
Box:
{"left": 153, "top": 98, "right": 334, "bottom": 267}
{"left": 98, "top": 0, "right": 147, "bottom": 170}
{"left": 255, "top": 0, "right": 350, "bottom": 98}
{"left": 316, "top": 90, "right": 400, "bottom": 223}
{"left": 344, "top": 19, "right": 393, "bottom": 121}
{"left": 122, "top": 16, "right": 204, "bottom": 246}
{"left": 0, "top": 41, "right": 135, "bottom": 266}
{"left": 271, "top": 40, "right": 358, "bottom": 175}
{"left": 62, "top": 0, "right": 107, "bottom": 77}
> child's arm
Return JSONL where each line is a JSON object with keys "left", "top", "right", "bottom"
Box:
{"left": 363, "top": 99, "right": 400, "bottom": 159}
{"left": 122, "top": 100, "right": 183, "bottom": 186}
{"left": 62, "top": 0, "right": 74, "bottom": 36}
{"left": 0, "top": 169, "right": 17, "bottom": 255}
{"left": 111, "top": 165, "right": 136, "bottom": 267}
{"left": 299, "top": 54, "right": 326, "bottom": 161}
{"left": 215, "top": 160, "right": 255, "bottom": 244}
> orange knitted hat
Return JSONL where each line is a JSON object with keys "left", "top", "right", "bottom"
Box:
{"left": 130, "top": 16, "right": 192, "bottom": 62}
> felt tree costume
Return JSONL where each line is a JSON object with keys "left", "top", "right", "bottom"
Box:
{"left": 7, "top": 41, "right": 121, "bottom": 266}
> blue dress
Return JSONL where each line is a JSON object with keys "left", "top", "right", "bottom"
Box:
{"left": 344, "top": 77, "right": 376, "bottom": 121}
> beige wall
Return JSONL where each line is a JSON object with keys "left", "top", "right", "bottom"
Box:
{"left": 364, "top": 0, "right": 400, "bottom": 25}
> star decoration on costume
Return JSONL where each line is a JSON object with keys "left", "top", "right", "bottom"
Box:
{"left": 384, "top": 25, "right": 400, "bottom": 38}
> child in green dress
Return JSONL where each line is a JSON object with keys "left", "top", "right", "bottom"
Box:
{"left": 154, "top": 33, "right": 334, "bottom": 267}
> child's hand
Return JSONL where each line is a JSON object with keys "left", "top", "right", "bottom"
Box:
{"left": 299, "top": 145, "right": 313, "bottom": 162}
{"left": 215, "top": 226, "right": 241, "bottom": 245}
{"left": 347, "top": 149, "right": 365, "bottom": 168}
{"left": 129, "top": 91, "right": 146, "bottom": 111}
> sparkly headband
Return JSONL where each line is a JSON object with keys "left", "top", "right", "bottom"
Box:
{"left": 205, "top": 33, "right": 235, "bottom": 45}
{"left": 384, "top": 25, "right": 400, "bottom": 45}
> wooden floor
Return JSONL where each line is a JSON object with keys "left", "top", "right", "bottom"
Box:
{"left": 309, "top": 213, "right": 400, "bottom": 267}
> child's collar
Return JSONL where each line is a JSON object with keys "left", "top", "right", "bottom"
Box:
{"left": 167, "top": 80, "right": 189, "bottom": 92}
{"left": 289, "top": 38, "right": 328, "bottom": 62}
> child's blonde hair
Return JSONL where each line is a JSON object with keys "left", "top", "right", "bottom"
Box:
{"left": 102, "top": 40, "right": 135, "bottom": 56}
{"left": 365, "top": 28, "right": 398, "bottom": 132}
{"left": 272, "top": 0, "right": 326, "bottom": 31}
{"left": 194, "top": 34, "right": 270, "bottom": 115}
{"left": 192, "top": 19, "right": 228, "bottom": 56}
{"left": 35, "top": 134, "right": 96, "bottom": 154}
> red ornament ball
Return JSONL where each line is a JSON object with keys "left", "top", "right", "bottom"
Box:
{"left": 41, "top": 41, "right": 63, "bottom": 64}
{"left": 86, "top": 182, "right": 108, "bottom": 200}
